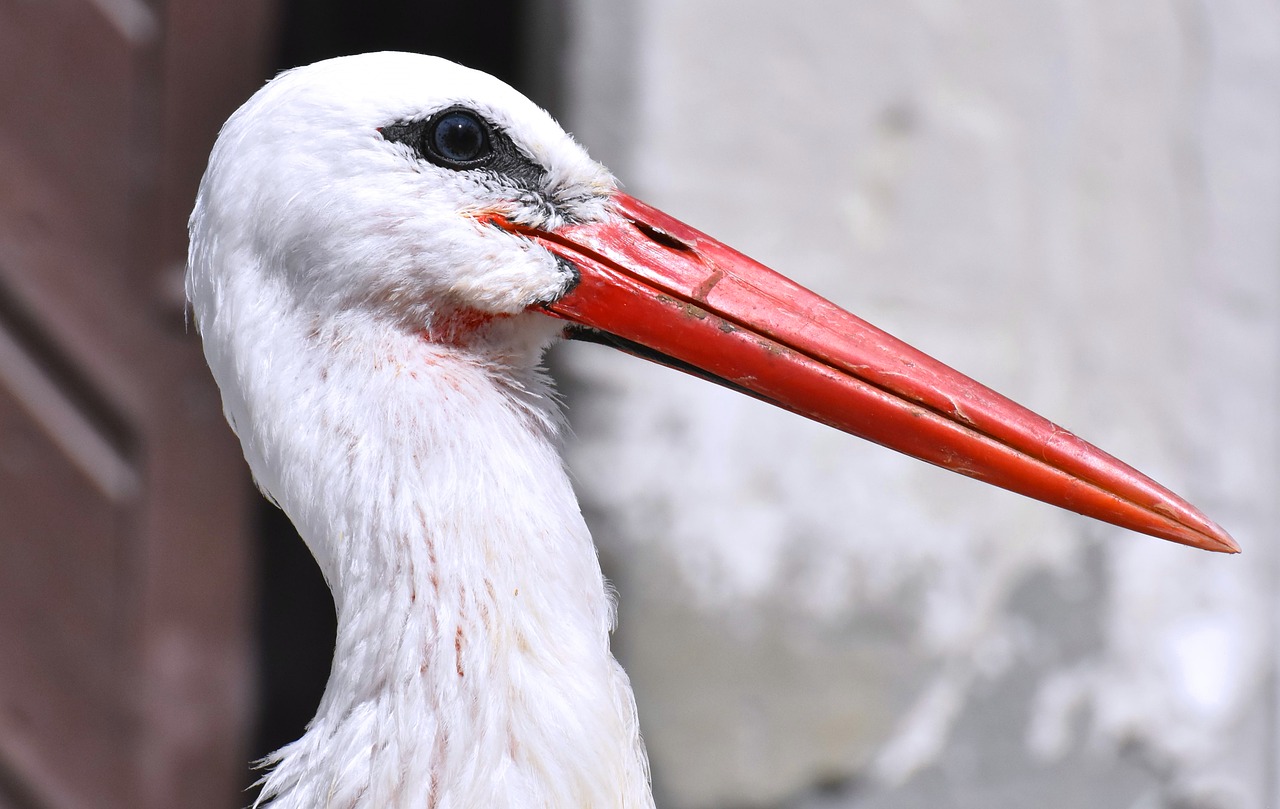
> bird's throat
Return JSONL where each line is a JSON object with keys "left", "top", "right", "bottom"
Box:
{"left": 248, "top": 334, "right": 653, "bottom": 809}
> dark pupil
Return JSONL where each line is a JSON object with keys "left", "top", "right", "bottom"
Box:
{"left": 431, "top": 112, "right": 486, "bottom": 163}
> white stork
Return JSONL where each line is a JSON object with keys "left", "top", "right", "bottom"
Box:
{"left": 186, "top": 52, "right": 1236, "bottom": 809}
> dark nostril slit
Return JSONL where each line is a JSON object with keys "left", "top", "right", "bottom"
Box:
{"left": 631, "top": 218, "right": 695, "bottom": 253}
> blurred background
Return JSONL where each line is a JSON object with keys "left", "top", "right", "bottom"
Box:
{"left": 0, "top": 1, "right": 1274, "bottom": 808}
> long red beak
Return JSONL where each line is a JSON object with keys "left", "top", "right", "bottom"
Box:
{"left": 501, "top": 192, "right": 1236, "bottom": 554}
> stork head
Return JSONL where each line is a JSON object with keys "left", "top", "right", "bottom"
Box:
{"left": 188, "top": 52, "right": 1236, "bottom": 555}
{"left": 188, "top": 52, "right": 608, "bottom": 341}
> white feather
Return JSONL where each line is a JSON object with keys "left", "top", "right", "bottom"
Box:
{"left": 187, "top": 52, "right": 652, "bottom": 809}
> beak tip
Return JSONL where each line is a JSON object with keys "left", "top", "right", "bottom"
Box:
{"left": 1212, "top": 530, "right": 1241, "bottom": 555}
{"left": 1184, "top": 520, "right": 1239, "bottom": 554}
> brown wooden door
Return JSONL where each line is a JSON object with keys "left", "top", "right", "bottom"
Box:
{"left": 0, "top": 1, "right": 276, "bottom": 807}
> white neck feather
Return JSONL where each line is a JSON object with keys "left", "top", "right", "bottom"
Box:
{"left": 225, "top": 312, "right": 652, "bottom": 809}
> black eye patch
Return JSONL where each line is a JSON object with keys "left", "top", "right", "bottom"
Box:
{"left": 381, "top": 105, "right": 547, "bottom": 191}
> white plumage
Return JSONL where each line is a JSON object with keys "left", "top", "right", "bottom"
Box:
{"left": 189, "top": 53, "right": 651, "bottom": 809}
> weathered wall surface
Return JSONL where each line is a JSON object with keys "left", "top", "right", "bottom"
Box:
{"left": 560, "top": 2, "right": 1280, "bottom": 808}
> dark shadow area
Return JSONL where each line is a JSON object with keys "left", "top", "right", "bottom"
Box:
{"left": 277, "top": 0, "right": 528, "bottom": 82}
{"left": 250, "top": 503, "right": 337, "bottom": 768}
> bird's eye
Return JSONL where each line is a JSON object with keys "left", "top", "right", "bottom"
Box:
{"left": 381, "top": 107, "right": 544, "bottom": 185}
{"left": 426, "top": 110, "right": 491, "bottom": 167}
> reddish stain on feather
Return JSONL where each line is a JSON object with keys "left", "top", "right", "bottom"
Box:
{"left": 427, "top": 744, "right": 442, "bottom": 809}
{"left": 455, "top": 626, "right": 465, "bottom": 677}
{"left": 480, "top": 579, "right": 497, "bottom": 629}
{"left": 419, "top": 516, "right": 440, "bottom": 595}
{"left": 422, "top": 309, "right": 513, "bottom": 347}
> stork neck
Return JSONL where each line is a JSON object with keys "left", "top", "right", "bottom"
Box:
{"left": 248, "top": 323, "right": 652, "bottom": 809}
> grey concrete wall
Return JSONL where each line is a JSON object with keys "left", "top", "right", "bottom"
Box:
{"left": 559, "top": 2, "right": 1279, "bottom": 808}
